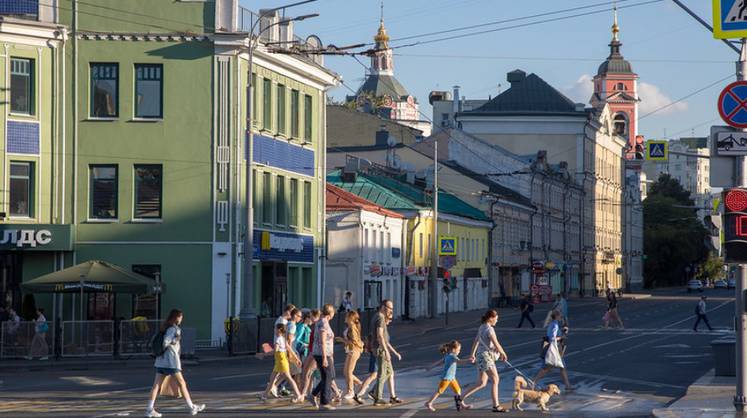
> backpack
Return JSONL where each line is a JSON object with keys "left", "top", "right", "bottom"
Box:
{"left": 150, "top": 330, "right": 166, "bottom": 357}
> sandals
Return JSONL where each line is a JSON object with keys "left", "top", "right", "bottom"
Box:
{"left": 492, "top": 405, "right": 508, "bottom": 413}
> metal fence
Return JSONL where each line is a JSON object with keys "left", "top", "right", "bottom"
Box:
{"left": 61, "top": 320, "right": 114, "bottom": 357}
{"left": 0, "top": 321, "right": 54, "bottom": 359}
{"left": 119, "top": 319, "right": 159, "bottom": 356}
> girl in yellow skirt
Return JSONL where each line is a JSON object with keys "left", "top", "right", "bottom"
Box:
{"left": 261, "top": 323, "right": 303, "bottom": 402}
{"left": 424, "top": 341, "right": 473, "bottom": 412}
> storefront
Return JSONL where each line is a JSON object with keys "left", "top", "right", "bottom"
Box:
{"left": 254, "top": 229, "right": 314, "bottom": 317}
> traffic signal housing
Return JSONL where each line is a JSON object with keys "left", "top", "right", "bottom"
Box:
{"left": 723, "top": 188, "right": 747, "bottom": 263}
{"left": 442, "top": 271, "right": 451, "bottom": 293}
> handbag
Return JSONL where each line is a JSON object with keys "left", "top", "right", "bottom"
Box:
{"left": 544, "top": 341, "right": 565, "bottom": 368}
{"left": 159, "top": 376, "right": 183, "bottom": 398}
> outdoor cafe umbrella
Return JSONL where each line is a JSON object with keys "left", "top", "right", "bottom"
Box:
{"left": 21, "top": 260, "right": 158, "bottom": 321}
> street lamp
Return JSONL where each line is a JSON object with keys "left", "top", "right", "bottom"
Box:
{"left": 240, "top": 5, "right": 318, "bottom": 321}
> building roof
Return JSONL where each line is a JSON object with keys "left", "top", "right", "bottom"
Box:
{"left": 467, "top": 70, "right": 583, "bottom": 116}
{"left": 439, "top": 161, "right": 534, "bottom": 208}
{"left": 355, "top": 74, "right": 411, "bottom": 100}
{"left": 326, "top": 184, "right": 404, "bottom": 218}
{"left": 327, "top": 170, "right": 490, "bottom": 222}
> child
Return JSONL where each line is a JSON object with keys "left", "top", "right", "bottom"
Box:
{"left": 424, "top": 341, "right": 473, "bottom": 412}
{"left": 261, "top": 323, "right": 304, "bottom": 403}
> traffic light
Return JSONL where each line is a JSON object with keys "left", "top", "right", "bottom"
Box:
{"left": 723, "top": 188, "right": 747, "bottom": 262}
{"left": 442, "top": 271, "right": 451, "bottom": 293}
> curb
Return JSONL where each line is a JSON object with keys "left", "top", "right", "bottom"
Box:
{"left": 651, "top": 408, "right": 736, "bottom": 418}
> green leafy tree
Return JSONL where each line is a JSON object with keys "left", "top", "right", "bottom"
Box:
{"left": 697, "top": 254, "right": 724, "bottom": 282}
{"left": 643, "top": 174, "right": 709, "bottom": 288}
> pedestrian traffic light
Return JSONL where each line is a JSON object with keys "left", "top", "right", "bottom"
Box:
{"left": 723, "top": 188, "right": 747, "bottom": 262}
{"left": 442, "top": 271, "right": 451, "bottom": 293}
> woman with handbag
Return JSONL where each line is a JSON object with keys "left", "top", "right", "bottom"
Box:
{"left": 460, "top": 309, "right": 509, "bottom": 413}
{"left": 532, "top": 310, "right": 573, "bottom": 392}
{"left": 26, "top": 308, "right": 49, "bottom": 360}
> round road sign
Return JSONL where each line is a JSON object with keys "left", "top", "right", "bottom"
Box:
{"left": 718, "top": 81, "right": 747, "bottom": 129}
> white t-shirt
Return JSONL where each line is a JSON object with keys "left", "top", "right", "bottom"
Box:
{"left": 476, "top": 323, "right": 496, "bottom": 354}
{"left": 275, "top": 335, "right": 287, "bottom": 352}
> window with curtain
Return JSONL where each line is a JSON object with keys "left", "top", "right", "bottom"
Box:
{"left": 90, "top": 63, "right": 118, "bottom": 117}
{"left": 135, "top": 64, "right": 163, "bottom": 118}
{"left": 304, "top": 94, "right": 313, "bottom": 141}
{"left": 89, "top": 165, "right": 118, "bottom": 219}
{"left": 9, "top": 162, "right": 32, "bottom": 217}
{"left": 134, "top": 165, "right": 162, "bottom": 219}
{"left": 10, "top": 58, "right": 33, "bottom": 115}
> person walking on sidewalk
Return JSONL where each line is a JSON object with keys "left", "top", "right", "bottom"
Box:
{"left": 532, "top": 310, "right": 573, "bottom": 392}
{"left": 26, "top": 308, "right": 49, "bottom": 360}
{"left": 517, "top": 295, "right": 536, "bottom": 329}
{"left": 338, "top": 310, "right": 364, "bottom": 404}
{"left": 311, "top": 304, "right": 337, "bottom": 410}
{"left": 145, "top": 309, "right": 205, "bottom": 418}
{"left": 693, "top": 296, "right": 713, "bottom": 332}
{"left": 424, "top": 340, "right": 474, "bottom": 412}
{"left": 461, "top": 309, "right": 509, "bottom": 413}
{"left": 371, "top": 299, "right": 400, "bottom": 406}
{"left": 260, "top": 323, "right": 304, "bottom": 403}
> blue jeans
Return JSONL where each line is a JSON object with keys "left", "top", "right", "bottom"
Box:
{"left": 312, "top": 355, "right": 334, "bottom": 405}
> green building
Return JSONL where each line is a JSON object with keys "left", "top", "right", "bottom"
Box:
{"left": 0, "top": 1, "right": 338, "bottom": 344}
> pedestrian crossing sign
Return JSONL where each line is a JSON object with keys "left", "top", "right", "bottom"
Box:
{"left": 439, "top": 236, "right": 457, "bottom": 256}
{"left": 645, "top": 140, "right": 668, "bottom": 161}
{"left": 713, "top": 0, "right": 747, "bottom": 39}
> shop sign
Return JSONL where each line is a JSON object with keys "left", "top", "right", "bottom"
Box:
{"left": 391, "top": 248, "right": 401, "bottom": 259}
{"left": 0, "top": 224, "right": 74, "bottom": 251}
{"left": 254, "top": 230, "right": 313, "bottom": 263}
{"left": 369, "top": 263, "right": 382, "bottom": 277}
{"left": 406, "top": 266, "right": 417, "bottom": 275}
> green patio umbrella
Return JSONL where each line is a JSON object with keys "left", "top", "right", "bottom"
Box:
{"left": 21, "top": 260, "right": 157, "bottom": 295}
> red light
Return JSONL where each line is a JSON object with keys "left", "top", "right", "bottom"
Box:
{"left": 726, "top": 189, "right": 747, "bottom": 212}
{"left": 738, "top": 216, "right": 747, "bottom": 237}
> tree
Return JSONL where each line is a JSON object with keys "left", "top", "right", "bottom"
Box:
{"left": 697, "top": 254, "right": 725, "bottom": 283}
{"left": 643, "top": 174, "right": 709, "bottom": 288}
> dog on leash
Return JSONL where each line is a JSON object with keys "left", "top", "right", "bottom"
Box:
{"left": 512, "top": 376, "right": 560, "bottom": 412}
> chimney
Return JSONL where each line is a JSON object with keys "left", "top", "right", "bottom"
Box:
{"left": 259, "top": 9, "right": 280, "bottom": 43}
{"left": 507, "top": 69, "right": 526, "bottom": 86}
{"left": 375, "top": 125, "right": 390, "bottom": 146}
{"left": 452, "top": 85, "right": 460, "bottom": 115}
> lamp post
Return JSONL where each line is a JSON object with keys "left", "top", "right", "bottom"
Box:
{"left": 240, "top": 8, "right": 318, "bottom": 321}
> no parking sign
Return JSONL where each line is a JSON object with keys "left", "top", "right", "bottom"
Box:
{"left": 718, "top": 81, "right": 747, "bottom": 129}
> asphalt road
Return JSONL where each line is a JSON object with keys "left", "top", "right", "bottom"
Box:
{"left": 0, "top": 288, "right": 737, "bottom": 417}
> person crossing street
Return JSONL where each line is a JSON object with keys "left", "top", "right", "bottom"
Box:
{"left": 693, "top": 296, "right": 713, "bottom": 332}
{"left": 517, "top": 295, "right": 536, "bottom": 329}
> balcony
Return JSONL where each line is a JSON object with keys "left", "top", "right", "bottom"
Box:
{"left": 0, "top": 0, "right": 38, "bottom": 21}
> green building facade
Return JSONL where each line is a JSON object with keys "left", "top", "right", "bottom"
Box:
{"left": 0, "top": 0, "right": 338, "bottom": 343}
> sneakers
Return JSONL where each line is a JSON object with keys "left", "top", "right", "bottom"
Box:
{"left": 352, "top": 394, "right": 364, "bottom": 405}
{"left": 270, "top": 387, "right": 279, "bottom": 398}
{"left": 424, "top": 401, "right": 436, "bottom": 411}
{"left": 189, "top": 404, "right": 205, "bottom": 416}
{"left": 373, "top": 399, "right": 388, "bottom": 406}
{"left": 320, "top": 404, "right": 336, "bottom": 410}
{"left": 144, "top": 410, "right": 162, "bottom": 418}
{"left": 390, "top": 396, "right": 403, "bottom": 404}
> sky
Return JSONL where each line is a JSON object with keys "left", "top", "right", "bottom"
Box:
{"left": 241, "top": 0, "right": 738, "bottom": 140}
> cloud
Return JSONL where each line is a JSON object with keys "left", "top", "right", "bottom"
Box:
{"left": 562, "top": 74, "right": 594, "bottom": 104}
{"left": 638, "top": 82, "right": 688, "bottom": 115}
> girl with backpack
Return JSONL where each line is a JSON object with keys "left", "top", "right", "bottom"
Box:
{"left": 146, "top": 309, "right": 205, "bottom": 418}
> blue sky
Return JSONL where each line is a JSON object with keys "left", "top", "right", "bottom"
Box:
{"left": 242, "top": 0, "right": 737, "bottom": 140}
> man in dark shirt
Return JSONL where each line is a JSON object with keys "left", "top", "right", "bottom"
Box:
{"left": 517, "top": 295, "right": 536, "bottom": 328}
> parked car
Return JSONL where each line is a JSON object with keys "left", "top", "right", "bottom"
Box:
{"left": 729, "top": 278, "right": 737, "bottom": 289}
{"left": 687, "top": 279, "right": 704, "bottom": 292}
{"left": 714, "top": 279, "right": 728, "bottom": 289}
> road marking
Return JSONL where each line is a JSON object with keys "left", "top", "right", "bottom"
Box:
{"left": 84, "top": 385, "right": 152, "bottom": 398}
{"left": 398, "top": 408, "right": 419, "bottom": 418}
{"left": 568, "top": 371, "right": 686, "bottom": 390}
{"left": 211, "top": 372, "right": 266, "bottom": 381}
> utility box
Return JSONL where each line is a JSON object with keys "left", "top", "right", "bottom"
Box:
{"left": 712, "top": 338, "right": 736, "bottom": 376}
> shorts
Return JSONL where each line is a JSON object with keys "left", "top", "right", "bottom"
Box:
{"left": 476, "top": 351, "right": 497, "bottom": 372}
{"left": 437, "top": 379, "right": 461, "bottom": 395}
{"left": 273, "top": 351, "right": 290, "bottom": 374}
{"left": 368, "top": 352, "right": 377, "bottom": 374}
{"left": 156, "top": 367, "right": 180, "bottom": 376}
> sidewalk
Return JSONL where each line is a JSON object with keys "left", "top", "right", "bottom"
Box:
{"left": 652, "top": 369, "right": 737, "bottom": 418}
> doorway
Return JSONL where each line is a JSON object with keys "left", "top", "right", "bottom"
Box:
{"left": 260, "top": 262, "right": 287, "bottom": 318}
{"left": 0, "top": 253, "right": 22, "bottom": 313}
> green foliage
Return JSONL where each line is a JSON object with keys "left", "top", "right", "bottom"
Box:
{"left": 643, "top": 175, "right": 709, "bottom": 288}
{"left": 697, "top": 254, "right": 725, "bottom": 282}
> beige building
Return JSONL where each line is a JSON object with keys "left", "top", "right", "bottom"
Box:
{"left": 456, "top": 69, "right": 626, "bottom": 295}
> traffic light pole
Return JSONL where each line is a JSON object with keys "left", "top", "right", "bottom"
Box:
{"left": 735, "top": 38, "right": 747, "bottom": 413}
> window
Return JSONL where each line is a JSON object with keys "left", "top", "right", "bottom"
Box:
{"left": 90, "top": 63, "right": 118, "bottom": 117}
{"left": 252, "top": 169, "right": 258, "bottom": 224}
{"left": 276, "top": 175, "right": 286, "bottom": 226}
{"left": 363, "top": 280, "right": 382, "bottom": 310}
{"left": 380, "top": 231, "right": 385, "bottom": 262}
{"left": 262, "top": 172, "right": 272, "bottom": 224}
{"left": 277, "top": 84, "right": 286, "bottom": 135}
{"left": 419, "top": 233, "right": 423, "bottom": 258}
{"left": 132, "top": 265, "right": 161, "bottom": 319}
{"left": 135, "top": 64, "right": 163, "bottom": 118}
{"left": 289, "top": 178, "right": 298, "bottom": 226}
{"left": 303, "top": 181, "right": 311, "bottom": 228}
{"left": 613, "top": 113, "right": 627, "bottom": 136}
{"left": 372, "top": 231, "right": 377, "bottom": 261}
{"left": 304, "top": 94, "right": 313, "bottom": 141}
{"left": 386, "top": 232, "right": 391, "bottom": 263}
{"left": 251, "top": 73, "right": 257, "bottom": 124}
{"left": 89, "top": 165, "right": 118, "bottom": 219}
{"left": 134, "top": 165, "right": 162, "bottom": 219}
{"left": 364, "top": 229, "right": 370, "bottom": 261}
{"left": 291, "top": 89, "right": 300, "bottom": 138}
{"left": 9, "top": 162, "right": 32, "bottom": 217}
{"left": 262, "top": 78, "right": 272, "bottom": 129}
{"left": 10, "top": 58, "right": 33, "bottom": 115}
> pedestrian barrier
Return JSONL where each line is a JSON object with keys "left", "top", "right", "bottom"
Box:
{"left": 0, "top": 321, "right": 54, "bottom": 359}
{"left": 227, "top": 318, "right": 258, "bottom": 355}
{"left": 119, "top": 319, "right": 159, "bottom": 356}
{"left": 61, "top": 320, "right": 114, "bottom": 357}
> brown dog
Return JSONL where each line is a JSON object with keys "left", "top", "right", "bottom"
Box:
{"left": 512, "top": 376, "right": 560, "bottom": 412}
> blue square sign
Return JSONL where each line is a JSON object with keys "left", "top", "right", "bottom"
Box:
{"left": 714, "top": 0, "right": 747, "bottom": 39}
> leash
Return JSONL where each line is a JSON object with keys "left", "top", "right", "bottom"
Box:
{"left": 503, "top": 360, "right": 537, "bottom": 388}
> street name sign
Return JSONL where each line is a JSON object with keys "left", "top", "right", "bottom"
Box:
{"left": 719, "top": 81, "right": 747, "bottom": 128}
{"left": 645, "top": 140, "right": 668, "bottom": 161}
{"left": 713, "top": 0, "right": 747, "bottom": 39}
{"left": 716, "top": 131, "right": 747, "bottom": 155}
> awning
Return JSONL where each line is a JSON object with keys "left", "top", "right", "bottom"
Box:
{"left": 20, "top": 260, "right": 157, "bottom": 295}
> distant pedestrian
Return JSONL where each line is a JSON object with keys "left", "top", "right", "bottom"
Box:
{"left": 558, "top": 293, "right": 569, "bottom": 326}
{"left": 340, "top": 291, "right": 354, "bottom": 312}
{"left": 603, "top": 290, "right": 624, "bottom": 329}
{"left": 26, "top": 308, "right": 48, "bottom": 360}
{"left": 338, "top": 310, "right": 364, "bottom": 404}
{"left": 693, "top": 296, "right": 713, "bottom": 332}
{"left": 145, "top": 309, "right": 205, "bottom": 418}
{"left": 545, "top": 294, "right": 569, "bottom": 327}
{"left": 517, "top": 295, "right": 535, "bottom": 329}
{"left": 311, "top": 304, "right": 337, "bottom": 410}
{"left": 532, "top": 310, "right": 573, "bottom": 392}
{"left": 370, "top": 299, "right": 401, "bottom": 406}
{"left": 424, "top": 340, "right": 473, "bottom": 412}
{"left": 461, "top": 309, "right": 509, "bottom": 413}
{"left": 260, "top": 323, "right": 303, "bottom": 403}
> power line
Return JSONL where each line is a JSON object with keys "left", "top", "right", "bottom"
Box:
{"left": 639, "top": 74, "right": 733, "bottom": 120}
{"left": 392, "top": 53, "right": 731, "bottom": 65}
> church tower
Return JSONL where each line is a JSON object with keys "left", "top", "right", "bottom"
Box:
{"left": 592, "top": 7, "right": 641, "bottom": 159}
{"left": 371, "top": 5, "right": 393, "bottom": 76}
